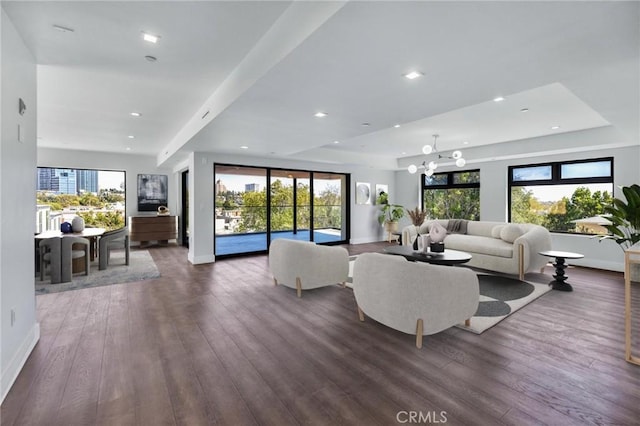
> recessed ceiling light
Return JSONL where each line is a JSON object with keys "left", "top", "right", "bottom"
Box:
{"left": 551, "top": 126, "right": 561, "bottom": 130}
{"left": 240, "top": 145, "right": 249, "bottom": 149}
{"left": 128, "top": 135, "right": 135, "bottom": 139}
{"left": 314, "top": 112, "right": 328, "bottom": 118}
{"left": 493, "top": 96, "right": 505, "bottom": 102}
{"left": 145, "top": 55, "right": 157, "bottom": 62}
{"left": 130, "top": 112, "right": 141, "bottom": 117}
{"left": 125, "top": 147, "right": 131, "bottom": 151}
{"left": 333, "top": 140, "right": 340, "bottom": 144}
{"left": 394, "top": 124, "right": 401, "bottom": 128}
{"left": 401, "top": 151, "right": 406, "bottom": 155}
{"left": 53, "top": 24, "right": 74, "bottom": 33}
{"left": 404, "top": 71, "right": 424, "bottom": 80}
{"left": 463, "top": 141, "right": 469, "bottom": 145}
{"left": 520, "top": 108, "right": 529, "bottom": 113}
{"left": 142, "top": 32, "right": 159, "bottom": 43}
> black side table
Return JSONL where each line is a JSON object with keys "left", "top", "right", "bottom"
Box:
{"left": 539, "top": 250, "right": 584, "bottom": 291}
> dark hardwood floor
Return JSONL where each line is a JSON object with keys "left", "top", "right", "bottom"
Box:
{"left": 2, "top": 242, "right": 639, "bottom": 425}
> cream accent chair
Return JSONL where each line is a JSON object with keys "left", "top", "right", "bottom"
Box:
{"left": 352, "top": 253, "right": 479, "bottom": 348}
{"left": 269, "top": 239, "right": 349, "bottom": 298}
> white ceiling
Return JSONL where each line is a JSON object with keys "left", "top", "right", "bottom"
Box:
{"left": 3, "top": 1, "right": 639, "bottom": 169}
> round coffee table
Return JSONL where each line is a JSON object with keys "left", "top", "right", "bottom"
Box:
{"left": 539, "top": 250, "right": 584, "bottom": 292}
{"left": 383, "top": 245, "right": 472, "bottom": 266}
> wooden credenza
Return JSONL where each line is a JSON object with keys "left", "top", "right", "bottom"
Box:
{"left": 129, "top": 216, "right": 177, "bottom": 247}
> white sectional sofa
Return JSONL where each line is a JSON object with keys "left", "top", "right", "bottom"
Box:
{"left": 402, "top": 220, "right": 552, "bottom": 280}
{"left": 352, "top": 252, "right": 479, "bottom": 348}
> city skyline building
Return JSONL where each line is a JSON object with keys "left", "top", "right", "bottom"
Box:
{"left": 245, "top": 183, "right": 260, "bottom": 192}
{"left": 77, "top": 169, "right": 99, "bottom": 193}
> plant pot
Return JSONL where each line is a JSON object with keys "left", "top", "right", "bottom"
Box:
{"left": 384, "top": 221, "right": 398, "bottom": 233}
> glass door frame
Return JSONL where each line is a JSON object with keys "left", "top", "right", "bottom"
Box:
{"left": 214, "top": 163, "right": 350, "bottom": 258}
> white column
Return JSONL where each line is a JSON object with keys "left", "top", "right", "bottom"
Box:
{"left": 187, "top": 152, "right": 215, "bottom": 264}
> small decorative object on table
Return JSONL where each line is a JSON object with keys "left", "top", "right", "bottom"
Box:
{"left": 429, "top": 222, "right": 446, "bottom": 252}
{"left": 406, "top": 207, "right": 427, "bottom": 251}
{"left": 71, "top": 216, "right": 85, "bottom": 232}
{"left": 60, "top": 222, "right": 73, "bottom": 233}
{"left": 157, "top": 206, "right": 170, "bottom": 216}
{"left": 417, "top": 234, "right": 431, "bottom": 253}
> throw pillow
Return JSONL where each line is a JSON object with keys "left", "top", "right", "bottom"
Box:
{"left": 491, "top": 225, "right": 505, "bottom": 239}
{"left": 500, "top": 224, "right": 524, "bottom": 243}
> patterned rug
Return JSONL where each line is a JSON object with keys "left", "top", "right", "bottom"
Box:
{"left": 35, "top": 250, "right": 160, "bottom": 294}
{"left": 347, "top": 256, "right": 551, "bottom": 334}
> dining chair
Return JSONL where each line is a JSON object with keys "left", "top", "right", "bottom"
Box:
{"left": 39, "top": 237, "right": 62, "bottom": 283}
{"left": 61, "top": 237, "right": 90, "bottom": 282}
{"left": 99, "top": 227, "right": 130, "bottom": 270}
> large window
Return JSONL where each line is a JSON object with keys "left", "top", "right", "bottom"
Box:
{"left": 214, "top": 164, "right": 349, "bottom": 256}
{"left": 422, "top": 170, "right": 480, "bottom": 220}
{"left": 508, "top": 158, "right": 613, "bottom": 234}
{"left": 36, "top": 167, "right": 126, "bottom": 232}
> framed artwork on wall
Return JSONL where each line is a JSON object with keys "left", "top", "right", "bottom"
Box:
{"left": 355, "top": 182, "right": 371, "bottom": 205}
{"left": 375, "top": 184, "right": 388, "bottom": 204}
{"left": 137, "top": 174, "right": 168, "bottom": 212}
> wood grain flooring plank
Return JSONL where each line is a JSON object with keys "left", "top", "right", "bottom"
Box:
{"left": 3, "top": 244, "right": 639, "bottom": 426}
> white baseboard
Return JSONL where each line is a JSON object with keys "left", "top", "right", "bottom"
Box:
{"left": 570, "top": 258, "right": 624, "bottom": 273}
{"left": 349, "top": 236, "right": 387, "bottom": 244}
{"left": 1, "top": 322, "right": 40, "bottom": 404}
{"left": 188, "top": 253, "right": 215, "bottom": 265}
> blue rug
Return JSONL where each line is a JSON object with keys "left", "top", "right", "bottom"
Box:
{"left": 35, "top": 250, "right": 160, "bottom": 294}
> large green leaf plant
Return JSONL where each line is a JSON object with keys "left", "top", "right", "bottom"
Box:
{"left": 600, "top": 184, "right": 640, "bottom": 250}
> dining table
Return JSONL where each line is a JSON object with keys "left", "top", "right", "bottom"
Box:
{"left": 35, "top": 228, "right": 106, "bottom": 283}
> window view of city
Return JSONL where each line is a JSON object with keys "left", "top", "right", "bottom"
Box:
{"left": 214, "top": 165, "right": 347, "bottom": 256}
{"left": 36, "top": 167, "right": 126, "bottom": 232}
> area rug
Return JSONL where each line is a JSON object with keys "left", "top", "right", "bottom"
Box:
{"left": 347, "top": 256, "right": 551, "bottom": 334}
{"left": 35, "top": 250, "right": 160, "bottom": 294}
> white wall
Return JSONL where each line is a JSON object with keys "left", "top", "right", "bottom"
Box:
{"left": 0, "top": 9, "right": 39, "bottom": 402}
{"left": 37, "top": 147, "right": 177, "bottom": 224}
{"left": 183, "top": 152, "right": 395, "bottom": 263}
{"left": 395, "top": 127, "right": 640, "bottom": 272}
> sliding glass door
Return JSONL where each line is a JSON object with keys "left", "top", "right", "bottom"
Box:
{"left": 270, "top": 170, "right": 311, "bottom": 243}
{"left": 214, "top": 165, "right": 268, "bottom": 256}
{"left": 214, "top": 164, "right": 349, "bottom": 257}
{"left": 313, "top": 172, "right": 347, "bottom": 243}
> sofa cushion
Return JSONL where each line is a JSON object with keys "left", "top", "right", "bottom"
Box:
{"left": 500, "top": 224, "right": 524, "bottom": 243}
{"left": 491, "top": 225, "right": 505, "bottom": 239}
{"left": 444, "top": 234, "right": 514, "bottom": 258}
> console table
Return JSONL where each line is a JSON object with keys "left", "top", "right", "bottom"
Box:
{"left": 129, "top": 216, "right": 177, "bottom": 247}
{"left": 624, "top": 243, "right": 640, "bottom": 366}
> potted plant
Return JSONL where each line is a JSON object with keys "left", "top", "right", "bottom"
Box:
{"left": 599, "top": 184, "right": 640, "bottom": 281}
{"left": 599, "top": 184, "right": 640, "bottom": 250}
{"left": 376, "top": 191, "right": 404, "bottom": 235}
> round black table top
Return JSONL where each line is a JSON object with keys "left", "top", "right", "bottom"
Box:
{"left": 539, "top": 250, "right": 584, "bottom": 260}
{"left": 383, "top": 245, "right": 472, "bottom": 265}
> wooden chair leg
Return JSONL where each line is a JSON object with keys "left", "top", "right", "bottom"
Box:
{"left": 340, "top": 281, "right": 346, "bottom": 288}
{"left": 540, "top": 266, "right": 545, "bottom": 273}
{"left": 357, "top": 305, "right": 365, "bottom": 322}
{"left": 296, "top": 277, "right": 302, "bottom": 298}
{"left": 518, "top": 244, "right": 525, "bottom": 281}
{"left": 273, "top": 277, "right": 278, "bottom": 286}
{"left": 465, "top": 319, "right": 471, "bottom": 327}
{"left": 416, "top": 319, "right": 424, "bottom": 349}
